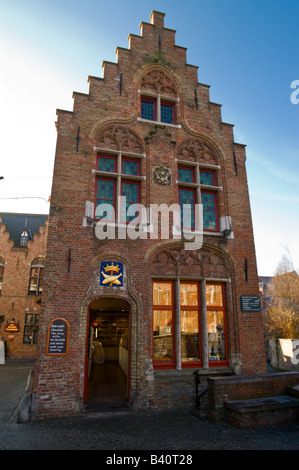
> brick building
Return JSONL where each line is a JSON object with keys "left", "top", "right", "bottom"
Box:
{"left": 33, "top": 11, "right": 267, "bottom": 419}
{"left": 0, "top": 213, "right": 48, "bottom": 358}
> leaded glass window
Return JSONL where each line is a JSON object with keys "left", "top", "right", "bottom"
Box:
{"left": 161, "top": 102, "right": 174, "bottom": 124}
{"left": 95, "top": 153, "right": 142, "bottom": 223}
{"left": 141, "top": 98, "right": 155, "bottom": 121}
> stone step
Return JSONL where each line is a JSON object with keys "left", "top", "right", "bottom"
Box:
{"left": 224, "top": 395, "right": 299, "bottom": 429}
{"left": 225, "top": 395, "right": 299, "bottom": 413}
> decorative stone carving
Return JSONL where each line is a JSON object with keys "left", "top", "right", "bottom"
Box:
{"left": 140, "top": 67, "right": 178, "bottom": 97}
{"left": 144, "top": 125, "right": 176, "bottom": 147}
{"left": 178, "top": 252, "right": 203, "bottom": 277}
{"left": 150, "top": 245, "right": 229, "bottom": 279}
{"left": 177, "top": 139, "right": 219, "bottom": 166}
{"left": 151, "top": 250, "right": 177, "bottom": 277}
{"left": 205, "top": 253, "right": 227, "bottom": 278}
{"left": 95, "top": 125, "right": 144, "bottom": 154}
{"left": 152, "top": 166, "right": 171, "bottom": 186}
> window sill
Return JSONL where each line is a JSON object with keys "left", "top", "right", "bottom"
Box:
{"left": 137, "top": 117, "right": 181, "bottom": 129}
{"left": 84, "top": 218, "right": 232, "bottom": 239}
{"left": 174, "top": 228, "right": 222, "bottom": 237}
{"left": 92, "top": 169, "right": 146, "bottom": 181}
{"left": 154, "top": 366, "right": 233, "bottom": 375}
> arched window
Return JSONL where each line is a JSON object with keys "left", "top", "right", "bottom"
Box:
{"left": 151, "top": 247, "right": 230, "bottom": 370}
{"left": 28, "top": 258, "right": 44, "bottom": 295}
{"left": 138, "top": 67, "right": 180, "bottom": 126}
{"left": 177, "top": 139, "right": 222, "bottom": 233}
{"left": 93, "top": 125, "right": 145, "bottom": 223}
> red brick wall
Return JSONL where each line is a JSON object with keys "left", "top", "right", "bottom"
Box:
{"left": 33, "top": 11, "right": 266, "bottom": 419}
{"left": 0, "top": 218, "right": 48, "bottom": 358}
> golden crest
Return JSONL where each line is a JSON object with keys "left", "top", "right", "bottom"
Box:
{"left": 100, "top": 262, "right": 123, "bottom": 286}
{"left": 103, "top": 262, "right": 121, "bottom": 274}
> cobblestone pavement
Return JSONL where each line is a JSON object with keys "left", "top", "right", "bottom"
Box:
{"left": 1, "top": 359, "right": 299, "bottom": 452}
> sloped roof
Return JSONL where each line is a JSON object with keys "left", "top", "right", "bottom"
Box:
{"left": 259, "top": 276, "right": 273, "bottom": 287}
{"left": 0, "top": 212, "right": 48, "bottom": 247}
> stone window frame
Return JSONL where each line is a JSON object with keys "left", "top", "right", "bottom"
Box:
{"left": 23, "top": 312, "right": 39, "bottom": 345}
{"left": 93, "top": 148, "right": 146, "bottom": 224}
{"left": 28, "top": 258, "right": 44, "bottom": 296}
{"left": 152, "top": 278, "right": 229, "bottom": 370}
{"left": 176, "top": 159, "right": 222, "bottom": 234}
{"left": 137, "top": 90, "right": 181, "bottom": 129}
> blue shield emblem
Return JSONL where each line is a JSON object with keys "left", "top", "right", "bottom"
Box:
{"left": 100, "top": 262, "right": 123, "bottom": 287}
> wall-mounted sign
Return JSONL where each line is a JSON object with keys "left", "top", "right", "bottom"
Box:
{"left": 100, "top": 261, "right": 123, "bottom": 287}
{"left": 46, "top": 318, "right": 69, "bottom": 355}
{"left": 5, "top": 320, "right": 19, "bottom": 332}
{"left": 240, "top": 295, "right": 261, "bottom": 312}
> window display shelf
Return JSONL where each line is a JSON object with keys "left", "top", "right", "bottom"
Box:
{"left": 93, "top": 313, "right": 129, "bottom": 347}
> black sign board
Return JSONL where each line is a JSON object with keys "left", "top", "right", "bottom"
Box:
{"left": 240, "top": 295, "right": 261, "bottom": 312}
{"left": 46, "top": 318, "right": 69, "bottom": 355}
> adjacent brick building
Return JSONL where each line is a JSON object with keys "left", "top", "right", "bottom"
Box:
{"left": 0, "top": 213, "right": 48, "bottom": 358}
{"left": 33, "top": 11, "right": 267, "bottom": 419}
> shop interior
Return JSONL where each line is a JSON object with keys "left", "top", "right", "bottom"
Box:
{"left": 86, "top": 298, "right": 129, "bottom": 409}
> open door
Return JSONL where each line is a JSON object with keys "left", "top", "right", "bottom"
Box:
{"left": 84, "top": 298, "right": 130, "bottom": 410}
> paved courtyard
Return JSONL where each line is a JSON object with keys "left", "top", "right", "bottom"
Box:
{"left": 0, "top": 359, "right": 298, "bottom": 452}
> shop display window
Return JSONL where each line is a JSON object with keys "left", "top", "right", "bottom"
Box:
{"left": 152, "top": 281, "right": 227, "bottom": 369}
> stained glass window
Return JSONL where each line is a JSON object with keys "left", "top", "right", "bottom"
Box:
{"left": 95, "top": 151, "right": 141, "bottom": 222}
{"left": 122, "top": 159, "right": 139, "bottom": 176}
{"left": 200, "top": 170, "right": 214, "bottom": 186}
{"left": 96, "top": 179, "right": 115, "bottom": 220}
{"left": 121, "top": 181, "right": 139, "bottom": 223}
{"left": 178, "top": 167, "right": 194, "bottom": 183}
{"left": 179, "top": 188, "right": 195, "bottom": 229}
{"left": 202, "top": 191, "right": 217, "bottom": 230}
{"left": 161, "top": 102, "right": 174, "bottom": 124}
{"left": 141, "top": 99, "right": 155, "bottom": 120}
{"left": 141, "top": 97, "right": 176, "bottom": 124}
{"left": 98, "top": 156, "right": 116, "bottom": 172}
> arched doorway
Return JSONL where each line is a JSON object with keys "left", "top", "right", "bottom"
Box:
{"left": 84, "top": 298, "right": 130, "bottom": 410}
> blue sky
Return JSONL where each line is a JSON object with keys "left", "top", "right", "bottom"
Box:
{"left": 0, "top": 0, "right": 298, "bottom": 275}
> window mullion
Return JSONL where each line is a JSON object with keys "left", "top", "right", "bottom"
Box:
{"left": 117, "top": 153, "right": 122, "bottom": 224}
{"left": 196, "top": 165, "right": 201, "bottom": 204}
{"left": 157, "top": 95, "right": 161, "bottom": 122}
{"left": 175, "top": 278, "right": 181, "bottom": 370}
{"left": 200, "top": 279, "right": 209, "bottom": 369}
{"left": 37, "top": 268, "right": 40, "bottom": 294}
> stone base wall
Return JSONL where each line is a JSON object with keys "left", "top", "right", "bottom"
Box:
{"left": 207, "top": 372, "right": 299, "bottom": 423}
